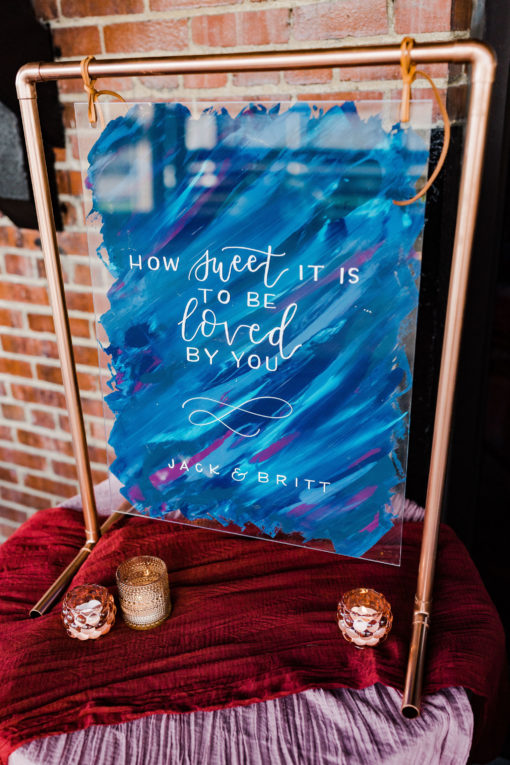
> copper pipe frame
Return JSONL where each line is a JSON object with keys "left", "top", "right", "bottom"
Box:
{"left": 16, "top": 40, "right": 495, "bottom": 713}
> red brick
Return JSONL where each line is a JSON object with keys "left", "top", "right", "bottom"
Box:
{"left": 11, "top": 384, "right": 66, "bottom": 410}
{"left": 297, "top": 90, "right": 383, "bottom": 102}
{"left": 77, "top": 371, "right": 101, "bottom": 392}
{"left": 53, "top": 147, "right": 67, "bottom": 163}
{"left": 82, "top": 398, "right": 106, "bottom": 417}
{"left": 69, "top": 135, "right": 82, "bottom": 162}
{"left": 293, "top": 0, "right": 387, "bottom": 41}
{"left": 32, "top": 0, "right": 58, "bottom": 20}
{"left": 1, "top": 335, "right": 57, "bottom": 358}
{"left": 452, "top": 0, "right": 472, "bottom": 30}
{"left": 192, "top": 9, "right": 290, "bottom": 47}
{"left": 101, "top": 75, "right": 136, "bottom": 92}
{"left": 53, "top": 26, "right": 102, "bottom": 58}
{"left": 4, "top": 253, "right": 38, "bottom": 278}
{"left": 0, "top": 522, "right": 19, "bottom": 540}
{"left": 336, "top": 63, "right": 448, "bottom": 82}
{"left": 58, "top": 414, "right": 70, "bottom": 434}
{"left": 395, "top": 0, "right": 452, "bottom": 33}
{"left": 0, "top": 308, "right": 24, "bottom": 329}
{"left": 59, "top": 202, "right": 79, "bottom": 228}
{"left": 38, "top": 364, "right": 100, "bottom": 392}
{"left": 58, "top": 80, "right": 86, "bottom": 100}
{"left": 19, "top": 229, "right": 43, "bottom": 250}
{"left": 25, "top": 474, "right": 77, "bottom": 498}
{"left": 36, "top": 260, "right": 47, "bottom": 280}
{"left": 92, "top": 467, "right": 109, "bottom": 483}
{"left": 0, "top": 504, "right": 31, "bottom": 524}
{"left": 0, "top": 282, "right": 49, "bottom": 306}
{"left": 104, "top": 19, "right": 188, "bottom": 54}
{"left": 0, "top": 448, "right": 45, "bottom": 472}
{"left": 88, "top": 444, "right": 108, "bottom": 465}
{"left": 62, "top": 0, "right": 143, "bottom": 16}
{"left": 27, "top": 314, "right": 54, "bottom": 334}
{"left": 56, "top": 169, "right": 83, "bottom": 197}
{"left": 62, "top": 104, "right": 77, "bottom": 129}
{"left": 339, "top": 65, "right": 398, "bottom": 82}
{"left": 139, "top": 75, "right": 179, "bottom": 91}
{"left": 152, "top": 0, "right": 241, "bottom": 8}
{"left": 0, "top": 466, "right": 18, "bottom": 483}
{"left": 52, "top": 460, "right": 77, "bottom": 480}
{"left": 0, "top": 425, "right": 12, "bottom": 441}
{"left": 58, "top": 76, "right": 135, "bottom": 96}
{"left": 73, "top": 264, "right": 93, "bottom": 287}
{"left": 36, "top": 364, "right": 62, "bottom": 386}
{"left": 31, "top": 409, "right": 56, "bottom": 430}
{"left": 0, "top": 227, "right": 18, "bottom": 247}
{"left": 1, "top": 487, "right": 50, "bottom": 510}
{"left": 74, "top": 345, "right": 99, "bottom": 367}
{"left": 1, "top": 404, "right": 25, "bottom": 422}
{"left": 56, "top": 462, "right": 105, "bottom": 487}
{"left": 57, "top": 231, "right": 89, "bottom": 256}
{"left": 17, "top": 429, "right": 73, "bottom": 457}
{"left": 65, "top": 290, "right": 95, "bottom": 313}
{"left": 183, "top": 74, "right": 229, "bottom": 89}
{"left": 233, "top": 71, "right": 280, "bottom": 87}
{"left": 0, "top": 357, "right": 32, "bottom": 378}
{"left": 72, "top": 318, "right": 92, "bottom": 339}
{"left": 88, "top": 419, "right": 107, "bottom": 440}
{"left": 390, "top": 84, "right": 446, "bottom": 122}
{"left": 284, "top": 69, "right": 333, "bottom": 85}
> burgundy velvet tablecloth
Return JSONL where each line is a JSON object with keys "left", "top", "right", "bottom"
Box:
{"left": 0, "top": 507, "right": 507, "bottom": 764}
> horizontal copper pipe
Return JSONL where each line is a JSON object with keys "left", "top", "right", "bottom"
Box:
{"left": 16, "top": 40, "right": 495, "bottom": 97}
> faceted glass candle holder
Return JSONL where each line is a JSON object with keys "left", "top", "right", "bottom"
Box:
{"left": 62, "top": 584, "right": 116, "bottom": 640}
{"left": 337, "top": 588, "right": 392, "bottom": 648}
{"left": 116, "top": 556, "right": 171, "bottom": 630}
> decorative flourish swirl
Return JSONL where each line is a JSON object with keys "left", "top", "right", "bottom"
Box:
{"left": 182, "top": 396, "right": 293, "bottom": 438}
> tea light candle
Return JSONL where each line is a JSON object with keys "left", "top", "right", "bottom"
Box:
{"left": 62, "top": 584, "right": 116, "bottom": 640}
{"left": 337, "top": 588, "right": 392, "bottom": 648}
{"left": 116, "top": 555, "right": 171, "bottom": 630}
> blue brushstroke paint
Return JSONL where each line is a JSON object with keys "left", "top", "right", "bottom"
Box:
{"left": 86, "top": 102, "right": 429, "bottom": 562}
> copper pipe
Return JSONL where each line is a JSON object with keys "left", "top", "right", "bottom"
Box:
{"left": 401, "top": 43, "right": 495, "bottom": 715}
{"left": 30, "top": 511, "right": 124, "bottom": 617}
{"left": 17, "top": 86, "right": 100, "bottom": 546}
{"left": 15, "top": 40, "right": 495, "bottom": 711}
{"left": 16, "top": 40, "right": 494, "bottom": 91}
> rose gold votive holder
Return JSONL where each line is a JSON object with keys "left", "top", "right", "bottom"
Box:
{"left": 337, "top": 588, "right": 392, "bottom": 648}
{"left": 116, "top": 556, "right": 171, "bottom": 630}
{"left": 62, "top": 584, "right": 116, "bottom": 640}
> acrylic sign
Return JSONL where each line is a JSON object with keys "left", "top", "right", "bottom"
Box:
{"left": 77, "top": 100, "right": 431, "bottom": 564}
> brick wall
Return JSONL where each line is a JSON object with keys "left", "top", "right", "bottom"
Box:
{"left": 0, "top": 0, "right": 472, "bottom": 541}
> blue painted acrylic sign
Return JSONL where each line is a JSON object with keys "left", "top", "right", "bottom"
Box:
{"left": 78, "top": 100, "right": 431, "bottom": 564}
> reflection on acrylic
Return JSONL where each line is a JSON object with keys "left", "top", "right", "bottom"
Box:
{"left": 84, "top": 102, "right": 430, "bottom": 563}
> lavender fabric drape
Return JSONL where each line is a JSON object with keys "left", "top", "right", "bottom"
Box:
{"left": 9, "top": 684, "right": 472, "bottom": 765}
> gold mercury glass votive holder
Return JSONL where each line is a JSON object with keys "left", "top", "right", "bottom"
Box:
{"left": 337, "top": 588, "right": 393, "bottom": 648}
{"left": 116, "top": 555, "right": 171, "bottom": 630}
{"left": 62, "top": 584, "right": 116, "bottom": 640}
